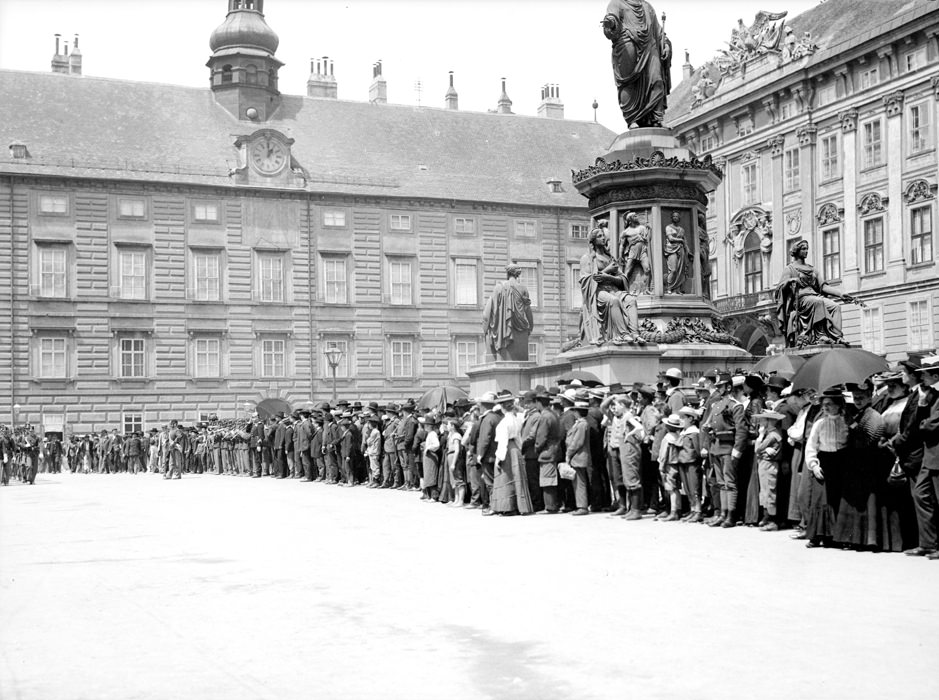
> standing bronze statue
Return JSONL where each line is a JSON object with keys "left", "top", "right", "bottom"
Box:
{"left": 663, "top": 211, "right": 691, "bottom": 294}
{"left": 619, "top": 211, "right": 652, "bottom": 294}
{"left": 483, "top": 264, "right": 534, "bottom": 361}
{"left": 775, "top": 240, "right": 860, "bottom": 347}
{"left": 579, "top": 222, "right": 644, "bottom": 346}
{"left": 603, "top": 0, "right": 672, "bottom": 128}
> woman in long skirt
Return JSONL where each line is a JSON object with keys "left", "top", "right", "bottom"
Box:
{"left": 491, "top": 393, "right": 534, "bottom": 515}
{"left": 803, "top": 389, "right": 850, "bottom": 548}
{"left": 420, "top": 416, "right": 440, "bottom": 501}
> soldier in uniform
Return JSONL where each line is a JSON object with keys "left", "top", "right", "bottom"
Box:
{"left": 395, "top": 400, "right": 418, "bottom": 490}
{"left": 702, "top": 372, "right": 748, "bottom": 527}
{"left": 381, "top": 404, "right": 400, "bottom": 488}
{"left": 123, "top": 431, "right": 144, "bottom": 475}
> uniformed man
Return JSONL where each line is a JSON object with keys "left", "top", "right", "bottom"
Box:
{"left": 395, "top": 400, "right": 418, "bottom": 490}
{"left": 123, "top": 431, "right": 144, "bottom": 474}
{"left": 381, "top": 404, "right": 400, "bottom": 488}
{"left": 702, "top": 372, "right": 748, "bottom": 527}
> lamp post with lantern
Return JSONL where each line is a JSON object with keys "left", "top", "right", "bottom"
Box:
{"left": 323, "top": 346, "right": 344, "bottom": 404}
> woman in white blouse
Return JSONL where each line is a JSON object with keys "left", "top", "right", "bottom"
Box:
{"left": 803, "top": 388, "right": 850, "bottom": 548}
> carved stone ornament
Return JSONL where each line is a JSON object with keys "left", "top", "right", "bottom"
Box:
{"left": 816, "top": 202, "right": 842, "bottom": 227}
{"left": 883, "top": 90, "right": 905, "bottom": 118}
{"left": 858, "top": 192, "right": 887, "bottom": 216}
{"left": 572, "top": 152, "right": 722, "bottom": 186}
{"left": 726, "top": 206, "right": 773, "bottom": 261}
{"left": 838, "top": 109, "right": 858, "bottom": 133}
{"left": 588, "top": 183, "right": 707, "bottom": 211}
{"left": 785, "top": 210, "right": 802, "bottom": 236}
{"left": 933, "top": 75, "right": 939, "bottom": 99}
{"left": 796, "top": 125, "right": 818, "bottom": 146}
{"left": 903, "top": 179, "right": 936, "bottom": 205}
{"left": 742, "top": 149, "right": 760, "bottom": 162}
{"left": 767, "top": 136, "right": 784, "bottom": 157}
{"left": 714, "top": 11, "right": 789, "bottom": 77}
{"left": 636, "top": 318, "right": 741, "bottom": 346}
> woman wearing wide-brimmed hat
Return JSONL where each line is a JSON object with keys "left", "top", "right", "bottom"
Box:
{"left": 803, "top": 388, "right": 850, "bottom": 548}
{"left": 491, "top": 392, "right": 534, "bottom": 515}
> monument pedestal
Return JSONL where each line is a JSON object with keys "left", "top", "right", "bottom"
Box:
{"left": 466, "top": 361, "right": 536, "bottom": 396}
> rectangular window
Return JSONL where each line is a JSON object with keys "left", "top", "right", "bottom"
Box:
{"left": 821, "top": 135, "right": 840, "bottom": 180}
{"left": 515, "top": 220, "right": 536, "bottom": 237}
{"left": 816, "top": 84, "right": 836, "bottom": 108}
{"left": 39, "top": 337, "right": 67, "bottom": 378}
{"left": 119, "top": 338, "right": 145, "bottom": 378}
{"left": 909, "top": 299, "right": 932, "bottom": 351}
{"left": 193, "top": 251, "right": 220, "bottom": 301}
{"left": 258, "top": 253, "right": 284, "bottom": 302}
{"left": 860, "top": 306, "right": 884, "bottom": 355}
{"left": 905, "top": 47, "right": 926, "bottom": 72}
{"left": 741, "top": 162, "right": 759, "bottom": 205}
{"left": 517, "top": 264, "right": 539, "bottom": 307}
{"left": 38, "top": 246, "right": 67, "bottom": 297}
{"left": 323, "top": 257, "right": 348, "bottom": 304}
{"left": 863, "top": 217, "right": 884, "bottom": 273}
{"left": 784, "top": 148, "right": 800, "bottom": 191}
{"left": 709, "top": 258, "right": 718, "bottom": 299}
{"left": 390, "top": 339, "right": 413, "bottom": 378}
{"left": 322, "top": 339, "right": 349, "bottom": 378}
{"left": 738, "top": 118, "right": 753, "bottom": 137}
{"left": 857, "top": 67, "right": 879, "bottom": 90}
{"left": 389, "top": 259, "right": 413, "bottom": 305}
{"left": 261, "top": 338, "right": 285, "bottom": 378}
{"left": 909, "top": 103, "right": 931, "bottom": 154}
{"left": 570, "top": 223, "right": 589, "bottom": 240}
{"left": 454, "top": 259, "right": 478, "bottom": 306}
{"left": 911, "top": 207, "right": 934, "bottom": 265}
{"left": 700, "top": 133, "right": 717, "bottom": 152}
{"left": 744, "top": 250, "right": 762, "bottom": 295}
{"left": 822, "top": 228, "right": 841, "bottom": 281}
{"left": 192, "top": 201, "right": 219, "bottom": 223}
{"left": 119, "top": 249, "right": 147, "bottom": 300}
{"left": 194, "top": 337, "right": 220, "bottom": 378}
{"left": 569, "top": 263, "right": 583, "bottom": 309}
{"left": 862, "top": 120, "right": 883, "bottom": 168}
{"left": 323, "top": 209, "right": 346, "bottom": 227}
{"left": 38, "top": 193, "right": 68, "bottom": 215}
{"left": 779, "top": 102, "right": 794, "bottom": 121}
{"left": 123, "top": 413, "right": 143, "bottom": 435}
{"left": 528, "top": 342, "right": 539, "bottom": 363}
{"left": 454, "top": 217, "right": 475, "bottom": 234}
{"left": 455, "top": 340, "right": 477, "bottom": 377}
{"left": 117, "top": 198, "right": 146, "bottom": 219}
{"left": 389, "top": 214, "right": 411, "bottom": 231}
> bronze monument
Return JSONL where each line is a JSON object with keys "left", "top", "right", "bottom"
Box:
{"left": 602, "top": 0, "right": 672, "bottom": 128}
{"left": 663, "top": 211, "right": 691, "bottom": 294}
{"left": 619, "top": 211, "right": 652, "bottom": 294}
{"left": 483, "top": 264, "right": 534, "bottom": 361}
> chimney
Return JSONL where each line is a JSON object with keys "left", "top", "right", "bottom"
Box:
{"left": 682, "top": 50, "right": 694, "bottom": 81}
{"left": 69, "top": 33, "right": 82, "bottom": 75}
{"left": 307, "top": 54, "right": 338, "bottom": 98}
{"left": 444, "top": 71, "right": 458, "bottom": 110}
{"left": 537, "top": 83, "right": 564, "bottom": 119}
{"left": 497, "top": 77, "right": 513, "bottom": 115}
{"left": 369, "top": 60, "right": 387, "bottom": 104}
{"left": 51, "top": 34, "right": 69, "bottom": 74}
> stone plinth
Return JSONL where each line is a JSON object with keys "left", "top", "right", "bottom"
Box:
{"left": 466, "top": 361, "right": 536, "bottom": 397}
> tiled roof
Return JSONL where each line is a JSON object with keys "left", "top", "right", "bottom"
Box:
{"left": 666, "top": 0, "right": 937, "bottom": 124}
{"left": 0, "top": 69, "right": 616, "bottom": 208}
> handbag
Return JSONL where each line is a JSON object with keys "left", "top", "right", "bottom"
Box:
{"left": 887, "top": 458, "right": 907, "bottom": 486}
{"left": 558, "top": 461, "right": 575, "bottom": 480}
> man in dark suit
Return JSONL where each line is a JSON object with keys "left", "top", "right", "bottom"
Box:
{"left": 909, "top": 356, "right": 939, "bottom": 558}
{"left": 474, "top": 392, "right": 502, "bottom": 516}
{"left": 249, "top": 415, "right": 267, "bottom": 478}
{"left": 533, "top": 390, "right": 562, "bottom": 513}
{"left": 296, "top": 411, "right": 313, "bottom": 480}
{"left": 395, "top": 401, "right": 418, "bottom": 490}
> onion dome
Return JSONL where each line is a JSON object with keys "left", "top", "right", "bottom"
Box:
{"left": 209, "top": 7, "right": 279, "bottom": 56}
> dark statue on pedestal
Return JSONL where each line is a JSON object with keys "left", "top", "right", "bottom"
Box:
{"left": 663, "top": 211, "right": 691, "bottom": 294}
{"left": 775, "top": 240, "right": 860, "bottom": 348}
{"left": 579, "top": 221, "right": 645, "bottom": 346}
{"left": 603, "top": 0, "right": 672, "bottom": 128}
{"left": 483, "top": 264, "right": 534, "bottom": 361}
{"left": 619, "top": 211, "right": 652, "bottom": 294}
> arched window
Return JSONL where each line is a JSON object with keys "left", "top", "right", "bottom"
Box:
{"left": 743, "top": 230, "right": 762, "bottom": 295}
{"left": 221, "top": 64, "right": 233, "bottom": 84}
{"left": 245, "top": 64, "right": 258, "bottom": 85}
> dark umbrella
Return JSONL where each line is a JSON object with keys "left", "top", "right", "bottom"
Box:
{"left": 417, "top": 385, "right": 469, "bottom": 413}
{"left": 751, "top": 353, "right": 806, "bottom": 379}
{"left": 256, "top": 397, "right": 292, "bottom": 421}
{"left": 790, "top": 348, "right": 889, "bottom": 392}
{"left": 556, "top": 370, "right": 604, "bottom": 388}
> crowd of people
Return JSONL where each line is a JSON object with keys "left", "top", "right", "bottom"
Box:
{"left": 3, "top": 354, "right": 939, "bottom": 559}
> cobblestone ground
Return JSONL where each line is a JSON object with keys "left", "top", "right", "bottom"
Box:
{"left": 1, "top": 472, "right": 938, "bottom": 700}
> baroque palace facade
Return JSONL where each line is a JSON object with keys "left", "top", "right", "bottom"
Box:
{"left": 667, "top": 0, "right": 939, "bottom": 358}
{"left": 0, "top": 0, "right": 614, "bottom": 433}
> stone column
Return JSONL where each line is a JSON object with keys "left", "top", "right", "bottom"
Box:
{"left": 608, "top": 207, "right": 620, "bottom": 261}
{"left": 796, "top": 124, "right": 818, "bottom": 278}
{"left": 839, "top": 109, "right": 860, "bottom": 290}
{"left": 884, "top": 90, "right": 905, "bottom": 279}
{"left": 649, "top": 205, "right": 663, "bottom": 295}
{"left": 767, "top": 135, "right": 785, "bottom": 290}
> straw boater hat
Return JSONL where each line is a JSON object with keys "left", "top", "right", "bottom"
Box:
{"left": 495, "top": 390, "right": 516, "bottom": 405}
{"left": 572, "top": 399, "right": 590, "bottom": 413}
{"left": 752, "top": 410, "right": 785, "bottom": 421}
{"left": 820, "top": 387, "right": 847, "bottom": 400}
{"left": 663, "top": 414, "right": 683, "bottom": 430}
{"left": 475, "top": 391, "right": 498, "bottom": 406}
{"left": 678, "top": 406, "right": 700, "bottom": 420}
{"left": 914, "top": 355, "right": 939, "bottom": 374}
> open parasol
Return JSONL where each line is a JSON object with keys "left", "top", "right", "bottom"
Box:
{"left": 556, "top": 370, "right": 604, "bottom": 388}
{"left": 417, "top": 385, "right": 469, "bottom": 413}
{"left": 789, "top": 348, "right": 889, "bottom": 393}
{"left": 751, "top": 353, "right": 806, "bottom": 379}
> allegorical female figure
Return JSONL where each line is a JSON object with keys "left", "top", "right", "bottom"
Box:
{"left": 663, "top": 211, "right": 691, "bottom": 294}
{"left": 775, "top": 240, "right": 856, "bottom": 347}
{"left": 602, "top": 0, "right": 672, "bottom": 128}
{"left": 483, "top": 264, "right": 534, "bottom": 361}
{"left": 579, "top": 222, "right": 644, "bottom": 345}
{"left": 619, "top": 211, "right": 652, "bottom": 295}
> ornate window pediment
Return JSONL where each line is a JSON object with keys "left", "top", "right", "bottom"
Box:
{"left": 726, "top": 206, "right": 773, "bottom": 261}
{"left": 858, "top": 192, "right": 887, "bottom": 216}
{"left": 903, "top": 179, "right": 936, "bottom": 205}
{"left": 816, "top": 202, "right": 843, "bottom": 227}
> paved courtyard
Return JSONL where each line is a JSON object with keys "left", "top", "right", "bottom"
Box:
{"left": 1, "top": 473, "right": 937, "bottom": 700}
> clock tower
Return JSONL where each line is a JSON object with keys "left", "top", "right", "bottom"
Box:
{"left": 207, "top": 0, "right": 283, "bottom": 122}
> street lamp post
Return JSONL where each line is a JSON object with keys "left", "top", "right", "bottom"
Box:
{"left": 12, "top": 403, "right": 20, "bottom": 430}
{"left": 323, "top": 347, "right": 344, "bottom": 404}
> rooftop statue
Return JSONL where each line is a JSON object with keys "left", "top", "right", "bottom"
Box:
{"left": 775, "top": 240, "right": 861, "bottom": 348}
{"left": 602, "top": 0, "right": 672, "bottom": 128}
{"left": 483, "top": 264, "right": 534, "bottom": 361}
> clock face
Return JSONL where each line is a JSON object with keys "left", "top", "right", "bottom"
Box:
{"left": 249, "top": 137, "right": 287, "bottom": 175}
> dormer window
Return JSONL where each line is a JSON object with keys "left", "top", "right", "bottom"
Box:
{"left": 547, "top": 179, "right": 563, "bottom": 193}
{"left": 9, "top": 143, "right": 27, "bottom": 159}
